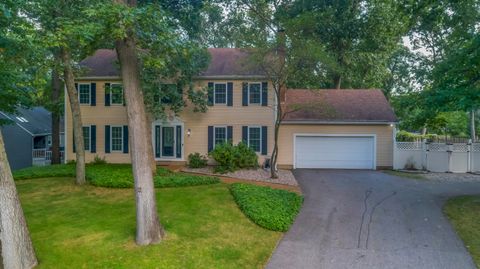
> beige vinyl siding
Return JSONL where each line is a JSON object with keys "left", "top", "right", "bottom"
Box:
{"left": 65, "top": 79, "right": 275, "bottom": 164}
{"left": 277, "top": 124, "right": 394, "bottom": 169}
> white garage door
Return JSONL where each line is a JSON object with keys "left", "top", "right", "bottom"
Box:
{"left": 295, "top": 136, "right": 375, "bottom": 169}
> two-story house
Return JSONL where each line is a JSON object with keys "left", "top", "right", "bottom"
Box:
{"left": 66, "top": 48, "right": 397, "bottom": 170}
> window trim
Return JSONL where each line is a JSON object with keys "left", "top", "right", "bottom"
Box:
{"left": 213, "top": 82, "right": 228, "bottom": 105}
{"left": 213, "top": 126, "right": 228, "bottom": 148}
{"left": 78, "top": 83, "right": 91, "bottom": 105}
{"left": 247, "top": 126, "right": 262, "bottom": 153}
{"left": 248, "top": 82, "right": 262, "bottom": 105}
{"left": 83, "top": 126, "right": 91, "bottom": 152}
{"left": 109, "top": 83, "right": 123, "bottom": 105}
{"left": 110, "top": 125, "right": 123, "bottom": 152}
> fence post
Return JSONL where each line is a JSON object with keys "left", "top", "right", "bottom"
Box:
{"left": 422, "top": 139, "right": 428, "bottom": 171}
{"left": 447, "top": 144, "right": 453, "bottom": 173}
{"left": 467, "top": 139, "right": 472, "bottom": 173}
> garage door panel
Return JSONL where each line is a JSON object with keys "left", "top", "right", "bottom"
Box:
{"left": 295, "top": 136, "right": 375, "bottom": 169}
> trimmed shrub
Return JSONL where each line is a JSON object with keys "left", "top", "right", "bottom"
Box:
{"left": 396, "top": 130, "right": 438, "bottom": 142}
{"left": 209, "top": 142, "right": 259, "bottom": 173}
{"left": 209, "top": 142, "right": 237, "bottom": 173}
{"left": 91, "top": 155, "right": 107, "bottom": 165}
{"left": 230, "top": 183, "right": 303, "bottom": 232}
{"left": 234, "top": 142, "right": 258, "bottom": 169}
{"left": 188, "top": 152, "right": 208, "bottom": 168}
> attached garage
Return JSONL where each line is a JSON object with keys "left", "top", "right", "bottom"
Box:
{"left": 295, "top": 135, "right": 375, "bottom": 169}
{"left": 278, "top": 89, "right": 397, "bottom": 170}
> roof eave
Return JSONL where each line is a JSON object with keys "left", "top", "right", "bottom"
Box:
{"left": 281, "top": 120, "right": 398, "bottom": 125}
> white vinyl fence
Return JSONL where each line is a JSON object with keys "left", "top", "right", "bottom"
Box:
{"left": 394, "top": 141, "right": 480, "bottom": 173}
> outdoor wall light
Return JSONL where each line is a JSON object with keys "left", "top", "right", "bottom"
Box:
{"left": 187, "top": 129, "right": 191, "bottom": 137}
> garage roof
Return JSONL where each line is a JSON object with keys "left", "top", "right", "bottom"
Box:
{"left": 0, "top": 107, "right": 63, "bottom": 135}
{"left": 79, "top": 48, "right": 264, "bottom": 78}
{"left": 283, "top": 89, "right": 397, "bottom": 123}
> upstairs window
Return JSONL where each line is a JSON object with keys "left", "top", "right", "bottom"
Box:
{"left": 110, "top": 83, "right": 123, "bottom": 105}
{"left": 214, "top": 83, "right": 227, "bottom": 104}
{"left": 249, "top": 83, "right": 261, "bottom": 104}
{"left": 78, "top": 84, "right": 91, "bottom": 104}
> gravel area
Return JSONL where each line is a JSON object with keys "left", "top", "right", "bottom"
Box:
{"left": 423, "top": 172, "right": 480, "bottom": 183}
{"left": 182, "top": 166, "right": 298, "bottom": 186}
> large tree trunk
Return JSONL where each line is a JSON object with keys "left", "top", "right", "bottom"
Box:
{"left": 470, "top": 109, "right": 476, "bottom": 142}
{"left": 61, "top": 48, "right": 86, "bottom": 185}
{"left": 270, "top": 86, "right": 282, "bottom": 179}
{"left": 115, "top": 23, "right": 165, "bottom": 245}
{"left": 0, "top": 131, "right": 38, "bottom": 269}
{"left": 51, "top": 65, "right": 62, "bottom": 165}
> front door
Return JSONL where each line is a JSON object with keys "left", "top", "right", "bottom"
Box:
{"left": 154, "top": 124, "right": 182, "bottom": 159}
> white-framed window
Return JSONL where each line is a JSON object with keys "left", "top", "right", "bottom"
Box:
{"left": 159, "top": 84, "right": 180, "bottom": 104}
{"left": 248, "top": 126, "right": 261, "bottom": 152}
{"left": 47, "top": 135, "right": 52, "bottom": 146}
{"left": 214, "top": 83, "right": 227, "bottom": 105}
{"left": 214, "top": 126, "right": 227, "bottom": 147}
{"left": 78, "top": 83, "right": 91, "bottom": 104}
{"left": 83, "top": 126, "right": 91, "bottom": 151}
{"left": 110, "top": 126, "right": 123, "bottom": 152}
{"left": 110, "top": 83, "right": 123, "bottom": 105}
{"left": 248, "top": 83, "right": 261, "bottom": 105}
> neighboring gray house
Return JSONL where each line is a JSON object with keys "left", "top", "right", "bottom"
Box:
{"left": 0, "top": 107, "right": 64, "bottom": 170}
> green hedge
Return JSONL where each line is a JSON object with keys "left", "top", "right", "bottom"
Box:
{"left": 230, "top": 183, "right": 303, "bottom": 232}
{"left": 396, "top": 130, "right": 437, "bottom": 142}
{"left": 13, "top": 164, "right": 220, "bottom": 188}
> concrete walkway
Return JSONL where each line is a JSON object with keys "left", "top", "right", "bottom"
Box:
{"left": 266, "top": 169, "right": 480, "bottom": 269}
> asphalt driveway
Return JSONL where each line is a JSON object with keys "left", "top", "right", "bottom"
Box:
{"left": 266, "top": 169, "right": 480, "bottom": 269}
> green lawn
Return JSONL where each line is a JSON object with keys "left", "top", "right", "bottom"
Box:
{"left": 13, "top": 164, "right": 219, "bottom": 188}
{"left": 444, "top": 195, "right": 480, "bottom": 268}
{"left": 382, "top": 170, "right": 427, "bottom": 180}
{"left": 17, "top": 177, "right": 282, "bottom": 268}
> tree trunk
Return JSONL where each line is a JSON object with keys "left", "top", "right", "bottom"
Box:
{"left": 333, "top": 75, "right": 342, "bottom": 89}
{"left": 115, "top": 28, "right": 165, "bottom": 245}
{"left": 270, "top": 86, "right": 282, "bottom": 179}
{"left": 61, "top": 48, "right": 86, "bottom": 185}
{"left": 421, "top": 127, "right": 427, "bottom": 136}
{"left": 51, "top": 66, "right": 62, "bottom": 164}
{"left": 0, "top": 131, "right": 38, "bottom": 269}
{"left": 470, "top": 109, "right": 476, "bottom": 142}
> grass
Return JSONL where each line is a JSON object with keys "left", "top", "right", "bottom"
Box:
{"left": 13, "top": 164, "right": 220, "bottom": 188}
{"left": 383, "top": 170, "right": 427, "bottom": 180}
{"left": 230, "top": 183, "right": 303, "bottom": 232}
{"left": 16, "top": 177, "right": 282, "bottom": 268}
{"left": 444, "top": 195, "right": 480, "bottom": 268}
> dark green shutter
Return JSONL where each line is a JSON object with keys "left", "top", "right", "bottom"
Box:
{"left": 176, "top": 125, "right": 182, "bottom": 158}
{"left": 242, "top": 126, "right": 248, "bottom": 143}
{"left": 227, "top": 82, "right": 233, "bottom": 106}
{"left": 227, "top": 126, "right": 233, "bottom": 143}
{"left": 90, "top": 125, "right": 96, "bottom": 153}
{"left": 123, "top": 125, "right": 129, "bottom": 153}
{"left": 207, "top": 82, "right": 214, "bottom": 106}
{"left": 155, "top": 125, "right": 160, "bottom": 158}
{"left": 74, "top": 83, "right": 78, "bottom": 92}
{"left": 208, "top": 126, "right": 213, "bottom": 152}
{"left": 261, "top": 126, "right": 267, "bottom": 155}
{"left": 261, "top": 82, "right": 268, "bottom": 106}
{"left": 90, "top": 83, "right": 96, "bottom": 106}
{"left": 242, "top": 83, "right": 248, "bottom": 106}
{"left": 104, "top": 83, "right": 110, "bottom": 106}
{"left": 105, "top": 125, "right": 110, "bottom": 153}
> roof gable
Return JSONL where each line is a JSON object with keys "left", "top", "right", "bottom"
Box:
{"left": 1, "top": 107, "right": 55, "bottom": 135}
{"left": 79, "top": 48, "right": 265, "bottom": 78}
{"left": 284, "top": 89, "right": 397, "bottom": 123}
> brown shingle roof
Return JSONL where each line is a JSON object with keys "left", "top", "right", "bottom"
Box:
{"left": 79, "top": 48, "right": 264, "bottom": 78}
{"left": 283, "top": 89, "right": 397, "bottom": 123}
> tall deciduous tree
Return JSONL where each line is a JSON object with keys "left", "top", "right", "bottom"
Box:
{"left": 0, "top": 1, "right": 38, "bottom": 267}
